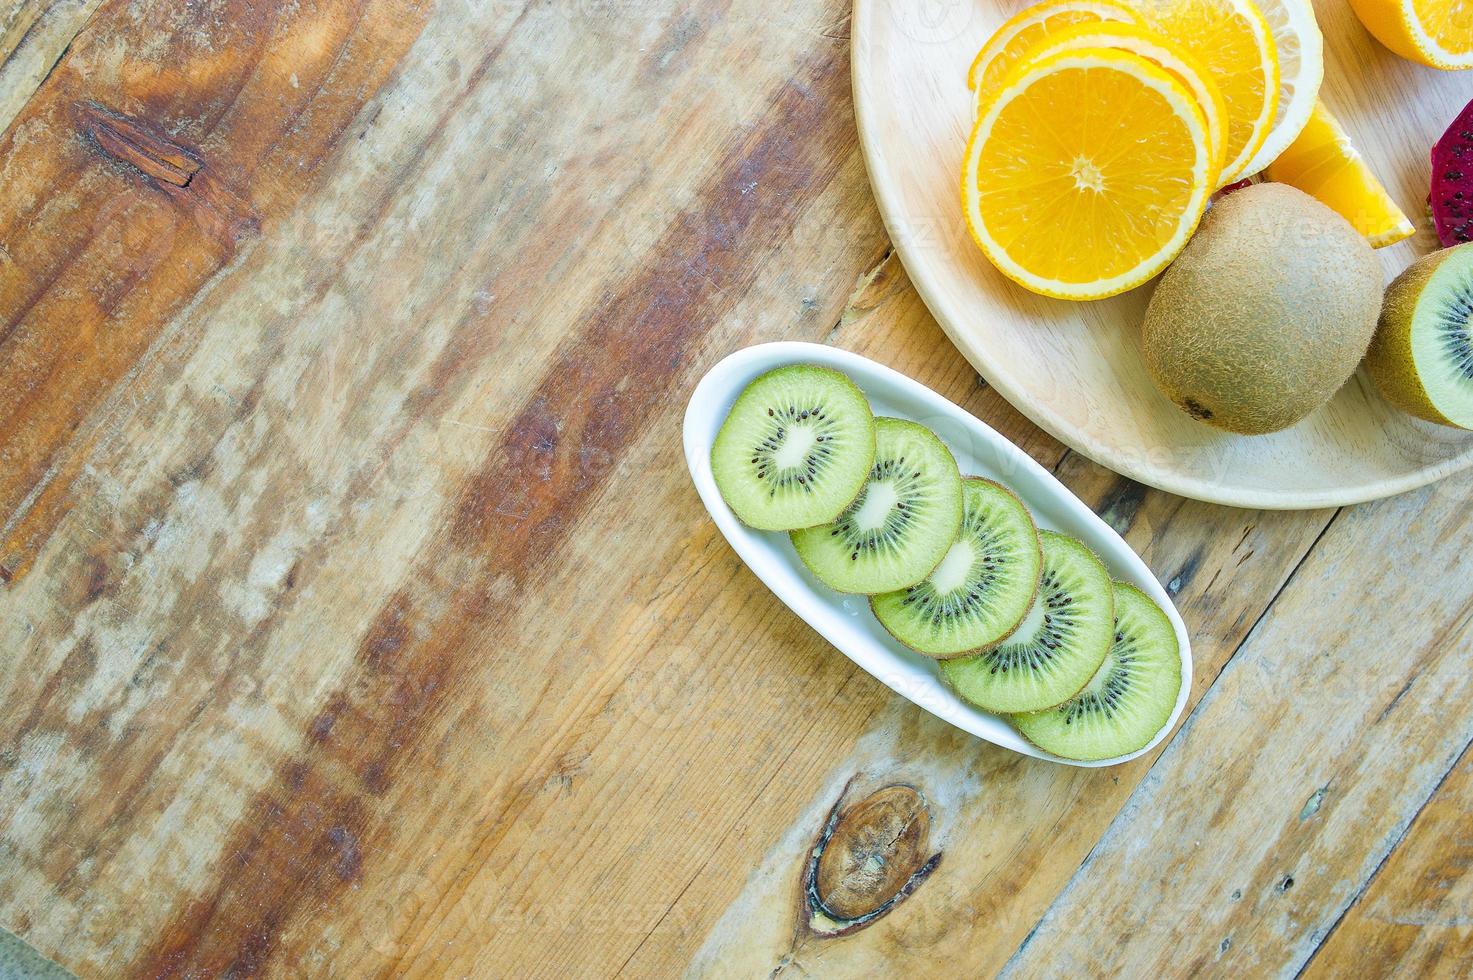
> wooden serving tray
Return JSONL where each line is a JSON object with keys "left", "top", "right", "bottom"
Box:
{"left": 851, "top": 0, "right": 1473, "bottom": 509}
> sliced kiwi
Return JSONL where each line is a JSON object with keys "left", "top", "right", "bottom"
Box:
{"left": 790, "top": 418, "right": 963, "bottom": 594}
{"left": 1363, "top": 242, "right": 1473, "bottom": 430}
{"left": 870, "top": 478, "right": 1041, "bottom": 658}
{"left": 940, "top": 531, "right": 1113, "bottom": 713}
{"left": 711, "top": 365, "right": 876, "bottom": 530}
{"left": 1013, "top": 582, "right": 1182, "bottom": 761}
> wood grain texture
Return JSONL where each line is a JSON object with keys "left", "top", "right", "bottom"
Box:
{"left": 0, "top": 0, "right": 104, "bottom": 135}
{"left": 0, "top": 0, "right": 432, "bottom": 585}
{"left": 998, "top": 476, "right": 1473, "bottom": 976}
{"left": 1, "top": 0, "right": 1470, "bottom": 976}
{"left": 1304, "top": 746, "right": 1473, "bottom": 979}
{"left": 1, "top": 0, "right": 890, "bottom": 973}
{"left": 852, "top": 0, "right": 1473, "bottom": 507}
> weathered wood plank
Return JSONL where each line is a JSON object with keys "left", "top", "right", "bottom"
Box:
{"left": 137, "top": 49, "right": 883, "bottom": 980}
{"left": 1302, "top": 746, "right": 1473, "bottom": 979}
{"left": 616, "top": 256, "right": 1335, "bottom": 978}
{"left": 2, "top": 0, "right": 1465, "bottom": 977}
{"left": 0, "top": 0, "right": 896, "bottom": 974}
{"left": 0, "top": 0, "right": 433, "bottom": 585}
{"left": 998, "top": 479, "right": 1473, "bottom": 976}
{"left": 0, "top": 1, "right": 104, "bottom": 136}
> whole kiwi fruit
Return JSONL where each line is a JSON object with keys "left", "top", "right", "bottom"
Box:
{"left": 1142, "top": 183, "right": 1384, "bottom": 435}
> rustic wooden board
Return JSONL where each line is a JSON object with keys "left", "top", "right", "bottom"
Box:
{"left": 997, "top": 473, "right": 1473, "bottom": 975}
{"left": 1305, "top": 746, "right": 1473, "bottom": 978}
{"left": 1, "top": 0, "right": 1470, "bottom": 976}
{"left": 851, "top": 0, "right": 1473, "bottom": 508}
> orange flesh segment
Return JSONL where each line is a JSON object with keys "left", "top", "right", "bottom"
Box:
{"left": 975, "top": 61, "right": 1206, "bottom": 285}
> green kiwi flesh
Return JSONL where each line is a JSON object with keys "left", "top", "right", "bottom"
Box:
{"left": 1412, "top": 257, "right": 1473, "bottom": 426}
{"left": 1013, "top": 582, "right": 1181, "bottom": 761}
{"left": 940, "top": 531, "right": 1113, "bottom": 713}
{"left": 1364, "top": 243, "right": 1473, "bottom": 429}
{"left": 711, "top": 365, "right": 876, "bottom": 530}
{"left": 790, "top": 418, "right": 963, "bottom": 594}
{"left": 870, "top": 478, "right": 1041, "bottom": 658}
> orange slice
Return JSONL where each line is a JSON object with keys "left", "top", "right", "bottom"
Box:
{"left": 966, "top": 0, "right": 1141, "bottom": 101}
{"left": 1349, "top": 0, "right": 1473, "bottom": 69}
{"left": 1131, "top": 0, "right": 1280, "bottom": 183}
{"left": 1263, "top": 100, "right": 1415, "bottom": 247}
{"left": 1012, "top": 21, "right": 1230, "bottom": 175}
{"left": 962, "top": 48, "right": 1217, "bottom": 300}
{"left": 1240, "top": 0, "right": 1324, "bottom": 176}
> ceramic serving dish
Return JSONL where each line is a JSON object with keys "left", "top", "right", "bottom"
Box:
{"left": 683, "top": 341, "right": 1193, "bottom": 767}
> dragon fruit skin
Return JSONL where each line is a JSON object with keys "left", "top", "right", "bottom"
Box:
{"left": 1431, "top": 98, "right": 1473, "bottom": 247}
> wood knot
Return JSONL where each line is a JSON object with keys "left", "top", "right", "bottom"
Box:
{"left": 77, "top": 103, "right": 202, "bottom": 187}
{"left": 799, "top": 778, "right": 941, "bottom": 938}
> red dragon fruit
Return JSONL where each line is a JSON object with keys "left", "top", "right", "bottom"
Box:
{"left": 1431, "top": 98, "right": 1473, "bottom": 247}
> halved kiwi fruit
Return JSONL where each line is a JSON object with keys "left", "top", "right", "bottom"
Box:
{"left": 711, "top": 365, "right": 876, "bottom": 530}
{"left": 940, "top": 531, "right": 1113, "bottom": 713}
{"left": 1013, "top": 582, "right": 1181, "bottom": 761}
{"left": 869, "top": 478, "right": 1041, "bottom": 658}
{"left": 1363, "top": 242, "right": 1473, "bottom": 430}
{"left": 791, "top": 418, "right": 963, "bottom": 595}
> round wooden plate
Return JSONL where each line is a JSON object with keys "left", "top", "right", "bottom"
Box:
{"left": 851, "top": 0, "right": 1473, "bottom": 509}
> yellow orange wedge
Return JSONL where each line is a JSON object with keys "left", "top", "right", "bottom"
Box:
{"left": 1131, "top": 0, "right": 1280, "bottom": 184}
{"left": 967, "top": 0, "right": 1141, "bottom": 102}
{"left": 1240, "top": 0, "right": 1324, "bottom": 176}
{"left": 962, "top": 48, "right": 1217, "bottom": 300}
{"left": 1349, "top": 0, "right": 1473, "bottom": 69}
{"left": 1264, "top": 100, "right": 1415, "bottom": 247}
{"left": 1014, "top": 22, "right": 1230, "bottom": 175}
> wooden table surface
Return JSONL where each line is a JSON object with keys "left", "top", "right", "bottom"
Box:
{"left": 1, "top": 1, "right": 1470, "bottom": 976}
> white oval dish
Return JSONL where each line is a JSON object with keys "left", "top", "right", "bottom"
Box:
{"left": 683, "top": 342, "right": 1193, "bottom": 767}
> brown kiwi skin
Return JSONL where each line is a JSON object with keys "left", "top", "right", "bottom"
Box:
{"left": 1362, "top": 244, "right": 1471, "bottom": 428}
{"left": 872, "top": 477, "right": 1042, "bottom": 660}
{"left": 1142, "top": 184, "right": 1382, "bottom": 435}
{"left": 937, "top": 534, "right": 1115, "bottom": 712}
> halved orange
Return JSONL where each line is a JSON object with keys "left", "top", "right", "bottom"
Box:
{"left": 1012, "top": 21, "right": 1230, "bottom": 175}
{"left": 962, "top": 48, "right": 1217, "bottom": 300}
{"left": 1131, "top": 0, "right": 1280, "bottom": 183}
{"left": 967, "top": 0, "right": 1142, "bottom": 102}
{"left": 1264, "top": 100, "right": 1415, "bottom": 247}
{"left": 1349, "top": 0, "right": 1473, "bottom": 70}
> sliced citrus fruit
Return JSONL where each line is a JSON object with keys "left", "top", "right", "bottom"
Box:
{"left": 962, "top": 48, "right": 1216, "bottom": 300}
{"left": 1349, "top": 0, "right": 1473, "bottom": 70}
{"left": 1240, "top": 0, "right": 1324, "bottom": 176}
{"left": 1263, "top": 99, "right": 1414, "bottom": 247}
{"left": 1013, "top": 22, "right": 1230, "bottom": 174}
{"left": 1131, "top": 0, "right": 1280, "bottom": 184}
{"left": 967, "top": 0, "right": 1141, "bottom": 100}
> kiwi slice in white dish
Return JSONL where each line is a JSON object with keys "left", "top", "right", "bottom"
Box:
{"left": 791, "top": 418, "right": 963, "bottom": 595}
{"left": 1013, "top": 582, "right": 1182, "bottom": 762}
{"left": 870, "top": 478, "right": 1041, "bottom": 658}
{"left": 940, "top": 531, "right": 1113, "bottom": 713}
{"left": 711, "top": 364, "right": 876, "bottom": 531}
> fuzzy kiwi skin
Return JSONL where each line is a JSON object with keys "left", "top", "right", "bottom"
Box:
{"left": 1142, "top": 184, "right": 1383, "bottom": 435}
{"left": 1363, "top": 244, "right": 1471, "bottom": 429}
